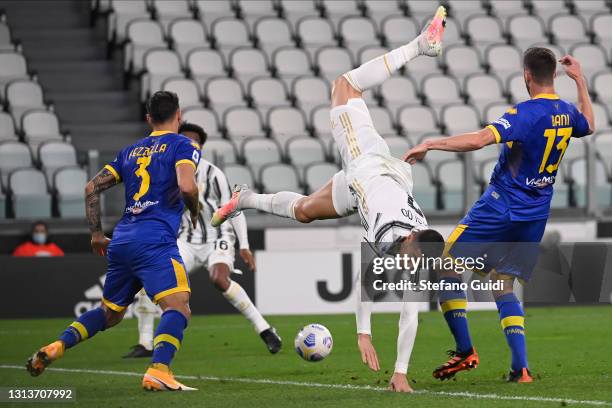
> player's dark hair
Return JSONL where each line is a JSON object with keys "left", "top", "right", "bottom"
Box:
{"left": 523, "top": 47, "right": 556, "bottom": 86}
{"left": 32, "top": 220, "right": 48, "bottom": 232}
{"left": 146, "top": 91, "right": 179, "bottom": 124}
{"left": 415, "top": 229, "right": 445, "bottom": 259}
{"left": 179, "top": 121, "right": 208, "bottom": 146}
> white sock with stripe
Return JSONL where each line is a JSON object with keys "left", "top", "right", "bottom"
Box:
{"left": 240, "top": 191, "right": 304, "bottom": 220}
{"left": 343, "top": 37, "right": 421, "bottom": 92}
{"left": 223, "top": 280, "right": 270, "bottom": 333}
{"left": 135, "top": 294, "right": 157, "bottom": 350}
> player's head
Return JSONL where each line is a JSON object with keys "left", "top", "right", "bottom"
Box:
{"left": 146, "top": 91, "right": 181, "bottom": 131}
{"left": 523, "top": 47, "right": 557, "bottom": 95}
{"left": 31, "top": 220, "right": 48, "bottom": 245}
{"left": 179, "top": 121, "right": 207, "bottom": 147}
{"left": 398, "top": 228, "right": 445, "bottom": 259}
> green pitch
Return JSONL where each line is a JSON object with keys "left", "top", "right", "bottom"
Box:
{"left": 0, "top": 306, "right": 611, "bottom": 407}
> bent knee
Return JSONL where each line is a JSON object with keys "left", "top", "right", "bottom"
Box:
{"left": 293, "top": 199, "right": 314, "bottom": 223}
{"left": 102, "top": 306, "right": 125, "bottom": 328}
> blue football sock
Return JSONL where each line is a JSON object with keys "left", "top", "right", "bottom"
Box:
{"left": 152, "top": 309, "right": 188, "bottom": 366}
{"left": 59, "top": 307, "right": 106, "bottom": 349}
{"left": 439, "top": 277, "right": 473, "bottom": 354}
{"left": 496, "top": 293, "right": 528, "bottom": 371}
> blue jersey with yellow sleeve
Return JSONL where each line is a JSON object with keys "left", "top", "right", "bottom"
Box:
{"left": 104, "top": 130, "right": 201, "bottom": 244}
{"left": 484, "top": 93, "right": 591, "bottom": 220}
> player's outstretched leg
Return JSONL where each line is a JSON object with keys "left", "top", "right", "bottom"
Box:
{"left": 26, "top": 306, "right": 117, "bottom": 376}
{"left": 433, "top": 275, "right": 479, "bottom": 380}
{"left": 124, "top": 292, "right": 156, "bottom": 358}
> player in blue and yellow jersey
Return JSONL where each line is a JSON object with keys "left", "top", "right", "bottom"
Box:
{"left": 26, "top": 91, "right": 202, "bottom": 391}
{"left": 404, "top": 49, "right": 595, "bottom": 382}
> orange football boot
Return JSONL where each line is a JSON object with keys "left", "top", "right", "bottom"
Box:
{"left": 26, "top": 340, "right": 65, "bottom": 377}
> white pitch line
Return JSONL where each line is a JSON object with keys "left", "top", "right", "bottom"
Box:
{"left": 1, "top": 364, "right": 611, "bottom": 407}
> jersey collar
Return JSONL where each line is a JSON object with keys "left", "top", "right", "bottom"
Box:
{"left": 150, "top": 130, "right": 174, "bottom": 136}
{"left": 532, "top": 93, "right": 560, "bottom": 100}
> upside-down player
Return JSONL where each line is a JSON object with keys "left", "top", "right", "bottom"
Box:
{"left": 27, "top": 91, "right": 202, "bottom": 391}
{"left": 404, "top": 50, "right": 595, "bottom": 382}
{"left": 212, "top": 6, "right": 448, "bottom": 392}
{"left": 125, "top": 121, "right": 281, "bottom": 359}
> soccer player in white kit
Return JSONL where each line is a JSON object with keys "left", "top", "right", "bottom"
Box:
{"left": 212, "top": 7, "right": 447, "bottom": 392}
{"left": 124, "top": 122, "right": 281, "bottom": 358}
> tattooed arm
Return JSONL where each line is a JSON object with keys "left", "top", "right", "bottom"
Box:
{"left": 176, "top": 163, "right": 200, "bottom": 229}
{"left": 85, "top": 167, "right": 120, "bottom": 256}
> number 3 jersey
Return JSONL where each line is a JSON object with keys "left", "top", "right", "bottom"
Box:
{"left": 104, "top": 130, "right": 201, "bottom": 244}
{"left": 485, "top": 93, "right": 591, "bottom": 220}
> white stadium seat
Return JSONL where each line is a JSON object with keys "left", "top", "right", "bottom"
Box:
{"left": 124, "top": 19, "right": 166, "bottom": 74}
{"left": 141, "top": 49, "right": 182, "bottom": 101}
{"left": 0, "top": 141, "right": 32, "bottom": 186}
{"left": 229, "top": 47, "right": 269, "bottom": 86}
{"left": 21, "top": 110, "right": 63, "bottom": 154}
{"left": 260, "top": 163, "right": 301, "bottom": 193}
{"left": 464, "top": 74, "right": 505, "bottom": 115}
{"left": 187, "top": 48, "right": 226, "bottom": 89}
{"left": 243, "top": 138, "right": 282, "bottom": 177}
{"left": 195, "top": 0, "right": 235, "bottom": 27}
{"left": 272, "top": 47, "right": 313, "bottom": 86}
{"left": 224, "top": 107, "right": 266, "bottom": 146}
{"left": 151, "top": 0, "right": 194, "bottom": 32}
{"left": 182, "top": 107, "right": 221, "bottom": 138}
{"left": 249, "top": 77, "right": 291, "bottom": 116}
{"left": 38, "top": 141, "right": 78, "bottom": 184}
{"left": 292, "top": 76, "right": 330, "bottom": 118}
{"left": 465, "top": 15, "right": 505, "bottom": 54}
{"left": 381, "top": 16, "right": 419, "bottom": 49}
{"left": 286, "top": 136, "right": 327, "bottom": 174}
{"left": 316, "top": 47, "right": 353, "bottom": 83}
{"left": 205, "top": 77, "right": 246, "bottom": 117}
{"left": 486, "top": 44, "right": 523, "bottom": 84}
{"left": 254, "top": 17, "right": 295, "bottom": 56}
{"left": 0, "top": 52, "right": 29, "bottom": 98}
{"left": 5, "top": 80, "right": 46, "bottom": 128}
{"left": 339, "top": 16, "right": 379, "bottom": 56}
{"left": 304, "top": 162, "right": 339, "bottom": 194}
{"left": 54, "top": 166, "right": 87, "bottom": 217}
{"left": 443, "top": 44, "right": 483, "bottom": 80}
{"left": 202, "top": 139, "right": 237, "bottom": 165}
{"left": 297, "top": 17, "right": 336, "bottom": 58}
{"left": 9, "top": 168, "right": 51, "bottom": 218}
{"left": 162, "top": 77, "right": 201, "bottom": 109}
{"left": 507, "top": 15, "right": 547, "bottom": 51}
{"left": 211, "top": 18, "right": 251, "bottom": 59}
{"left": 441, "top": 104, "right": 481, "bottom": 135}
{"left": 268, "top": 107, "right": 309, "bottom": 148}
{"left": 169, "top": 19, "right": 209, "bottom": 64}
{"left": 380, "top": 76, "right": 420, "bottom": 117}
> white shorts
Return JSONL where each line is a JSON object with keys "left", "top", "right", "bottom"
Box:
{"left": 177, "top": 238, "right": 235, "bottom": 274}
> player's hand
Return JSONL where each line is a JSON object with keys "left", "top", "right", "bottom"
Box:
{"left": 403, "top": 143, "right": 429, "bottom": 164}
{"left": 357, "top": 333, "right": 380, "bottom": 371}
{"left": 559, "top": 55, "right": 584, "bottom": 82}
{"left": 388, "top": 372, "right": 414, "bottom": 393}
{"left": 240, "top": 248, "right": 256, "bottom": 272}
{"left": 91, "top": 233, "right": 111, "bottom": 256}
{"left": 190, "top": 211, "right": 199, "bottom": 229}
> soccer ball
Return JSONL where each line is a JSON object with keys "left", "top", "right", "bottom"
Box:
{"left": 294, "top": 323, "right": 333, "bottom": 362}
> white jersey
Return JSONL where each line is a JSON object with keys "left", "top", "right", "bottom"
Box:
{"left": 178, "top": 159, "right": 249, "bottom": 248}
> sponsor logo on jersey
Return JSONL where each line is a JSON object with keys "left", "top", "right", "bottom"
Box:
{"left": 494, "top": 118, "right": 511, "bottom": 130}
{"left": 125, "top": 200, "right": 160, "bottom": 214}
{"left": 526, "top": 175, "right": 555, "bottom": 188}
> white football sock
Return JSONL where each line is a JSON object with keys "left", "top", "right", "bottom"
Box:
{"left": 223, "top": 280, "right": 270, "bottom": 333}
{"left": 241, "top": 191, "right": 304, "bottom": 220}
{"left": 135, "top": 294, "right": 157, "bottom": 350}
{"left": 343, "top": 37, "right": 421, "bottom": 92}
{"left": 394, "top": 302, "right": 419, "bottom": 374}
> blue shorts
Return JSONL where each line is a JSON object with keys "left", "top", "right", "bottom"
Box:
{"left": 102, "top": 241, "right": 190, "bottom": 312}
{"left": 446, "top": 199, "right": 547, "bottom": 281}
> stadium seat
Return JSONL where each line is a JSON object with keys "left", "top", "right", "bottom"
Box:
{"left": 243, "top": 138, "right": 282, "bottom": 177}
{"left": 0, "top": 112, "right": 17, "bottom": 142}
{"left": 21, "top": 110, "right": 63, "bottom": 155}
{"left": 237, "top": 0, "right": 278, "bottom": 30}
{"left": 397, "top": 105, "right": 439, "bottom": 141}
{"left": 211, "top": 18, "right": 251, "bottom": 59}
{"left": 254, "top": 17, "right": 295, "bottom": 56}
{"left": 320, "top": 0, "right": 360, "bottom": 27}
{"left": 0, "top": 22, "right": 14, "bottom": 51}
{"left": 107, "top": 0, "right": 150, "bottom": 44}
{"left": 249, "top": 77, "right": 290, "bottom": 117}
{"left": 570, "top": 158, "right": 611, "bottom": 208}
{"left": 381, "top": 16, "right": 419, "bottom": 50}
{"left": 297, "top": 17, "right": 337, "bottom": 58}
{"left": 0, "top": 52, "right": 29, "bottom": 98}
{"left": 530, "top": 0, "right": 569, "bottom": 21}
{"left": 410, "top": 162, "right": 436, "bottom": 211}
{"left": 224, "top": 107, "right": 266, "bottom": 147}
{"left": 141, "top": 49, "right": 182, "bottom": 101}
{"left": 380, "top": 76, "right": 420, "bottom": 117}
{"left": 443, "top": 44, "right": 483, "bottom": 80}
{"left": 0, "top": 141, "right": 32, "bottom": 187}
{"left": 593, "top": 102, "right": 611, "bottom": 131}
{"left": 311, "top": 105, "right": 332, "bottom": 141}
{"left": 421, "top": 74, "right": 463, "bottom": 114}
{"left": 195, "top": 0, "right": 235, "bottom": 28}
{"left": 162, "top": 77, "right": 202, "bottom": 109}
{"left": 338, "top": 16, "right": 379, "bottom": 56}
{"left": 229, "top": 47, "right": 269, "bottom": 86}
{"left": 383, "top": 135, "right": 411, "bottom": 159}
{"left": 356, "top": 45, "right": 386, "bottom": 66}
{"left": 593, "top": 71, "right": 612, "bottom": 106}
{"left": 549, "top": 14, "right": 588, "bottom": 51}
{"left": 316, "top": 46, "right": 353, "bottom": 83}
{"left": 368, "top": 106, "right": 396, "bottom": 136}
{"left": 486, "top": 44, "right": 523, "bottom": 84}
{"left": 286, "top": 136, "right": 326, "bottom": 174}
{"left": 5, "top": 80, "right": 46, "bottom": 128}
{"left": 407, "top": 0, "right": 439, "bottom": 24}
{"left": 569, "top": 43, "right": 609, "bottom": 79}
{"left": 555, "top": 73, "right": 579, "bottom": 103}
{"left": 574, "top": 0, "right": 610, "bottom": 20}
{"left": 464, "top": 74, "right": 505, "bottom": 115}
{"left": 484, "top": 102, "right": 512, "bottom": 124}
{"left": 223, "top": 163, "right": 255, "bottom": 187}
{"left": 38, "top": 141, "right": 78, "bottom": 184}
{"left": 186, "top": 48, "right": 226, "bottom": 90}
{"left": 441, "top": 104, "right": 481, "bottom": 135}
{"left": 489, "top": 0, "right": 526, "bottom": 19}
{"left": 205, "top": 77, "right": 246, "bottom": 117}
{"left": 447, "top": 0, "right": 486, "bottom": 27}
{"left": 507, "top": 72, "right": 530, "bottom": 104}
{"left": 151, "top": 0, "right": 194, "bottom": 32}
{"left": 124, "top": 19, "right": 166, "bottom": 74}
{"left": 9, "top": 167, "right": 51, "bottom": 218}
{"left": 550, "top": 165, "right": 570, "bottom": 208}
{"left": 591, "top": 14, "right": 612, "bottom": 50}
{"left": 304, "top": 162, "right": 339, "bottom": 194}
{"left": 268, "top": 107, "right": 309, "bottom": 148}
{"left": 465, "top": 15, "right": 506, "bottom": 54}
{"left": 402, "top": 50, "right": 442, "bottom": 83}
{"left": 438, "top": 160, "right": 467, "bottom": 211}
{"left": 182, "top": 107, "right": 221, "bottom": 138}
{"left": 363, "top": 0, "right": 403, "bottom": 27}
{"left": 272, "top": 47, "right": 313, "bottom": 87}
{"left": 54, "top": 166, "right": 87, "bottom": 217}
{"left": 169, "top": 19, "right": 209, "bottom": 64}
{"left": 201, "top": 138, "right": 237, "bottom": 165}
{"left": 292, "top": 76, "right": 329, "bottom": 118}
{"left": 278, "top": 0, "right": 319, "bottom": 28}
{"left": 594, "top": 131, "right": 612, "bottom": 169}
{"left": 260, "top": 163, "right": 301, "bottom": 193}
{"left": 507, "top": 15, "right": 547, "bottom": 51}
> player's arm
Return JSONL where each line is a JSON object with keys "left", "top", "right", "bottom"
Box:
{"left": 403, "top": 128, "right": 496, "bottom": 164}
{"left": 85, "top": 166, "right": 120, "bottom": 256}
{"left": 176, "top": 163, "right": 199, "bottom": 229}
{"left": 560, "top": 55, "right": 595, "bottom": 134}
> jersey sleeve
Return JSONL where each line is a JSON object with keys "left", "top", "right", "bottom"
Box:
{"left": 572, "top": 107, "right": 591, "bottom": 138}
{"left": 486, "top": 105, "right": 532, "bottom": 144}
{"left": 174, "top": 137, "right": 201, "bottom": 169}
{"left": 103, "top": 149, "right": 124, "bottom": 183}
